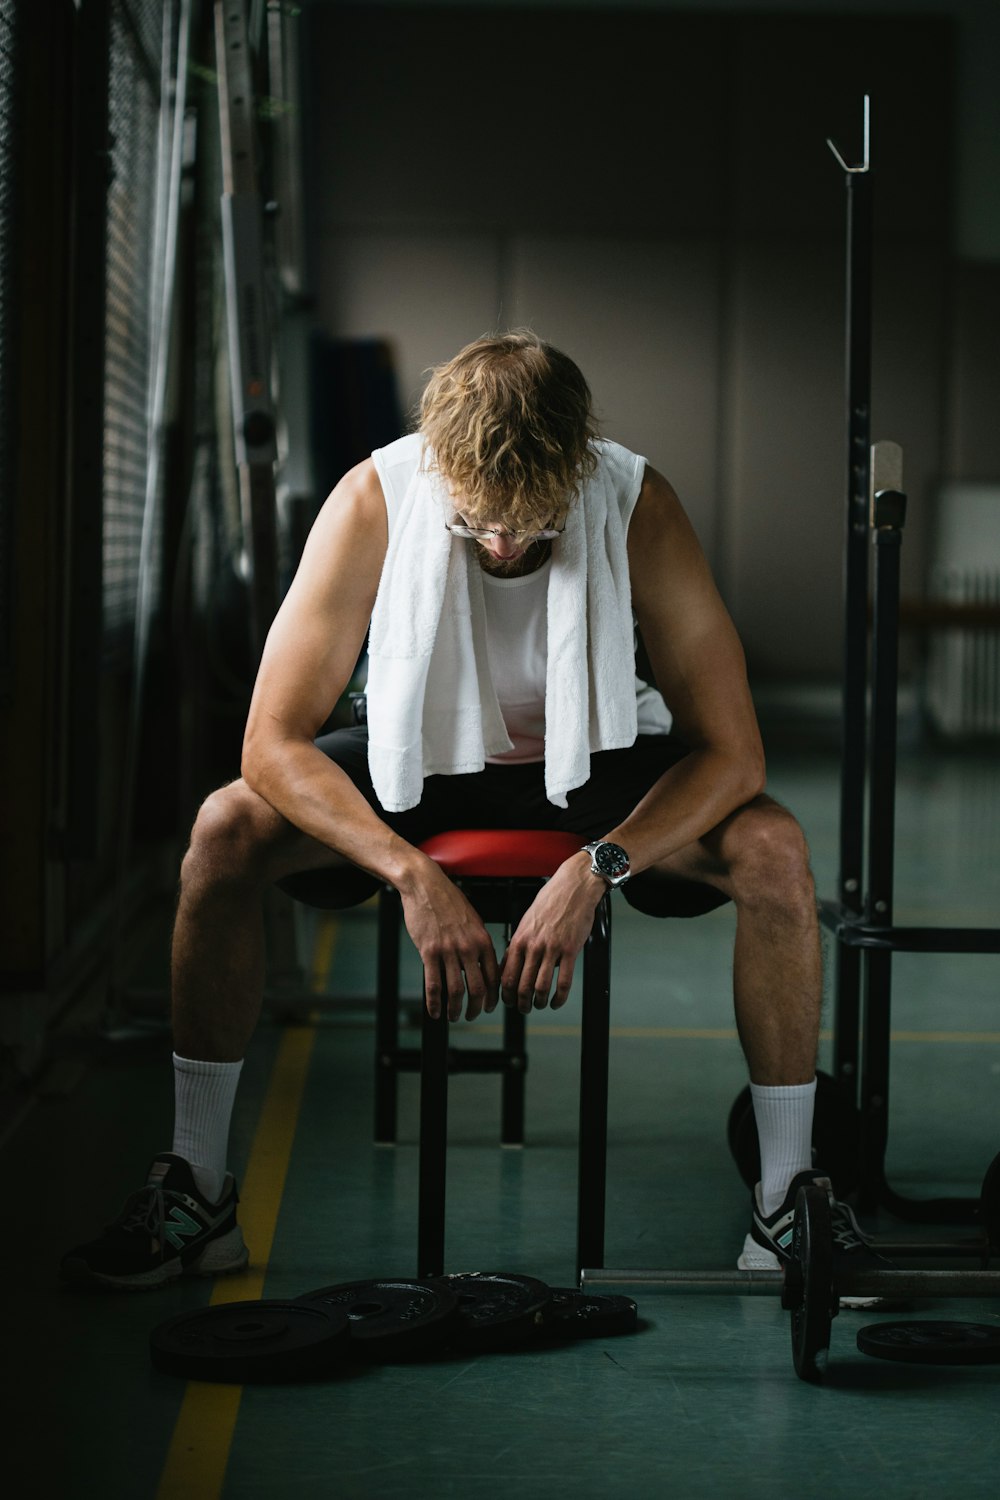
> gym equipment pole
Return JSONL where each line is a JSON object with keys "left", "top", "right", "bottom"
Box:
{"left": 859, "top": 446, "right": 906, "bottom": 1208}
{"left": 827, "top": 97, "right": 872, "bottom": 1102}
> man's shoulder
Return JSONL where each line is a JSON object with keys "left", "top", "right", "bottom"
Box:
{"left": 589, "top": 438, "right": 647, "bottom": 524}
{"left": 592, "top": 438, "right": 647, "bottom": 491}
{"left": 373, "top": 431, "right": 425, "bottom": 471}
{"left": 592, "top": 435, "right": 638, "bottom": 456}
{"left": 592, "top": 437, "right": 644, "bottom": 466}
{"left": 371, "top": 432, "right": 428, "bottom": 519}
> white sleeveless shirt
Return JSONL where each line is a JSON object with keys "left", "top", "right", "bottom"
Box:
{"left": 371, "top": 434, "right": 672, "bottom": 763}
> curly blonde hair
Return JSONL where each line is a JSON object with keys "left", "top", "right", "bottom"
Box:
{"left": 418, "top": 331, "right": 599, "bottom": 529}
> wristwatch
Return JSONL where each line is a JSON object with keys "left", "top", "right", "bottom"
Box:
{"left": 581, "top": 839, "right": 631, "bottom": 888}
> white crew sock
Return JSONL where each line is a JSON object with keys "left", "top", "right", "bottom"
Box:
{"left": 750, "top": 1079, "right": 817, "bottom": 1216}
{"left": 171, "top": 1053, "right": 244, "bottom": 1202}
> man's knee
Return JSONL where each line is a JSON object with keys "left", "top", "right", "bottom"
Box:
{"left": 726, "top": 800, "right": 815, "bottom": 912}
{"left": 182, "top": 781, "right": 281, "bottom": 890}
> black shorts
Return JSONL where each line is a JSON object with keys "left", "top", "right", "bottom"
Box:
{"left": 278, "top": 727, "right": 729, "bottom": 919}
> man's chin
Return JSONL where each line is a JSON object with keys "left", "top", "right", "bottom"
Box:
{"left": 481, "top": 554, "right": 524, "bottom": 576}
{"left": 477, "top": 542, "right": 547, "bottom": 577}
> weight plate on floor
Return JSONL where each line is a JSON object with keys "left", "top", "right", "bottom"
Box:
{"left": 857, "top": 1320, "right": 1000, "bottom": 1366}
{"left": 978, "top": 1152, "right": 1000, "bottom": 1250}
{"left": 543, "top": 1288, "right": 638, "bottom": 1340}
{"left": 728, "top": 1070, "right": 861, "bottom": 1198}
{"left": 296, "top": 1278, "right": 460, "bottom": 1360}
{"left": 727, "top": 1092, "right": 756, "bottom": 1180}
{"left": 150, "top": 1299, "right": 351, "bottom": 1383}
{"left": 431, "top": 1271, "right": 554, "bottom": 1350}
{"left": 727, "top": 1086, "right": 751, "bottom": 1160}
{"left": 789, "top": 1184, "right": 836, "bottom": 1383}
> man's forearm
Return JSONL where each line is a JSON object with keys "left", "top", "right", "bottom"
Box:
{"left": 242, "top": 737, "right": 430, "bottom": 893}
{"left": 599, "top": 744, "right": 765, "bottom": 876}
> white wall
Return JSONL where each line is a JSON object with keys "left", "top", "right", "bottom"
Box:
{"left": 301, "top": 5, "right": 981, "bottom": 679}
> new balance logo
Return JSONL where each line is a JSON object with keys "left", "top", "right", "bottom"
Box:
{"left": 164, "top": 1206, "right": 204, "bottom": 1251}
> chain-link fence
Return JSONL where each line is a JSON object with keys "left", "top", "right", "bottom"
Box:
{"left": 102, "top": 0, "right": 167, "bottom": 644}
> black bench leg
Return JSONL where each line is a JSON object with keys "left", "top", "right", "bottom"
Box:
{"left": 577, "top": 896, "right": 611, "bottom": 1282}
{"left": 374, "top": 886, "right": 402, "bottom": 1144}
{"left": 501, "top": 1004, "right": 527, "bottom": 1145}
{"left": 418, "top": 988, "right": 449, "bottom": 1277}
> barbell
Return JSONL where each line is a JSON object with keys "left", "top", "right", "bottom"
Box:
{"left": 582, "top": 1182, "right": 1000, "bottom": 1382}
{"left": 784, "top": 1184, "right": 1000, "bottom": 1379}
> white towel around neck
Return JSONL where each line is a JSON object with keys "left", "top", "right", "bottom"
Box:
{"left": 366, "top": 444, "right": 639, "bottom": 812}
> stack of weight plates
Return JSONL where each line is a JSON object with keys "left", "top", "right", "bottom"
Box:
{"left": 150, "top": 1272, "right": 639, "bottom": 1382}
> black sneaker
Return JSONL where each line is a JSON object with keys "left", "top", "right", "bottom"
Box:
{"left": 738, "top": 1169, "right": 823, "bottom": 1269}
{"left": 739, "top": 1169, "right": 892, "bottom": 1307}
{"left": 60, "top": 1153, "right": 248, "bottom": 1291}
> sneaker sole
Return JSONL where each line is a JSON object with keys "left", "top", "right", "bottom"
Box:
{"left": 838, "top": 1295, "right": 910, "bottom": 1311}
{"left": 61, "top": 1226, "right": 249, "bottom": 1292}
{"left": 737, "top": 1233, "right": 782, "bottom": 1272}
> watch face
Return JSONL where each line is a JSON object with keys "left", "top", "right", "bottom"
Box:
{"left": 594, "top": 842, "right": 629, "bottom": 880}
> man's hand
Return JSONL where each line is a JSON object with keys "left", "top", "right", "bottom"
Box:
{"left": 398, "top": 861, "right": 501, "bottom": 1022}
{"left": 500, "top": 854, "right": 605, "bottom": 1013}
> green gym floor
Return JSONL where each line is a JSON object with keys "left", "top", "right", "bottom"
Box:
{"left": 5, "top": 737, "right": 1000, "bottom": 1500}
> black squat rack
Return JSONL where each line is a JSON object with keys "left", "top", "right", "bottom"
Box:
{"left": 820, "top": 98, "right": 1000, "bottom": 1224}
{"left": 582, "top": 102, "right": 1000, "bottom": 1309}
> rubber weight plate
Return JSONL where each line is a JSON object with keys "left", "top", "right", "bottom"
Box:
{"left": 857, "top": 1321, "right": 1000, "bottom": 1366}
{"left": 432, "top": 1272, "right": 553, "bottom": 1350}
{"left": 978, "top": 1151, "right": 1000, "bottom": 1250}
{"left": 150, "top": 1299, "right": 350, "bottom": 1383}
{"left": 728, "top": 1070, "right": 861, "bottom": 1197}
{"left": 789, "top": 1185, "right": 836, "bottom": 1384}
{"left": 543, "top": 1289, "right": 638, "bottom": 1340}
{"left": 296, "top": 1278, "right": 459, "bottom": 1360}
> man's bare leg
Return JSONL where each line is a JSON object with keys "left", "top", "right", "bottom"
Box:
{"left": 171, "top": 779, "right": 346, "bottom": 1061}
{"left": 167, "top": 779, "right": 350, "bottom": 1202}
{"left": 712, "top": 800, "right": 821, "bottom": 1086}
{"left": 648, "top": 795, "right": 823, "bottom": 1260}
{"left": 59, "top": 780, "right": 346, "bottom": 1287}
{"left": 650, "top": 794, "right": 821, "bottom": 1082}
{"left": 676, "top": 799, "right": 887, "bottom": 1281}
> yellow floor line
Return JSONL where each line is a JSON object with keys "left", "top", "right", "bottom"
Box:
{"left": 156, "top": 919, "right": 337, "bottom": 1500}
{"left": 474, "top": 1023, "right": 1000, "bottom": 1043}
{"left": 888, "top": 1030, "right": 1000, "bottom": 1044}
{"left": 471, "top": 1023, "right": 747, "bottom": 1039}
{"left": 309, "top": 911, "right": 340, "bottom": 1003}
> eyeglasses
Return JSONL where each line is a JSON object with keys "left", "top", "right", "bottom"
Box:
{"left": 445, "top": 517, "right": 565, "bottom": 545}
